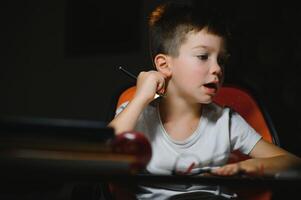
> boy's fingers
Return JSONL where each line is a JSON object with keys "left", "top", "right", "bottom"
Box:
{"left": 211, "top": 164, "right": 241, "bottom": 176}
{"left": 156, "top": 77, "right": 166, "bottom": 93}
{"left": 158, "top": 88, "right": 165, "bottom": 95}
{"left": 157, "top": 86, "right": 165, "bottom": 95}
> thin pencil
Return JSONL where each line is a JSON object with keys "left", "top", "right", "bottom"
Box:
{"left": 118, "top": 66, "right": 164, "bottom": 98}
{"left": 119, "top": 66, "right": 137, "bottom": 80}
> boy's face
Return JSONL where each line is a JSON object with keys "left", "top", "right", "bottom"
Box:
{"left": 167, "top": 28, "right": 225, "bottom": 104}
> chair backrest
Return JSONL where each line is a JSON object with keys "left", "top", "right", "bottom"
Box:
{"left": 116, "top": 86, "right": 137, "bottom": 109}
{"left": 213, "top": 85, "right": 279, "bottom": 145}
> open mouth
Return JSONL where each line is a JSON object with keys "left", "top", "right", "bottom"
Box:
{"left": 203, "top": 82, "right": 218, "bottom": 90}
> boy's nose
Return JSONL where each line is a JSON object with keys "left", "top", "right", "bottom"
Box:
{"left": 210, "top": 62, "right": 222, "bottom": 76}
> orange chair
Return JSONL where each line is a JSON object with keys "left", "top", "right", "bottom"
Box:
{"left": 113, "top": 84, "right": 280, "bottom": 200}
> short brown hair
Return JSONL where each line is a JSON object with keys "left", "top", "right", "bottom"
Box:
{"left": 148, "top": 1, "right": 230, "bottom": 60}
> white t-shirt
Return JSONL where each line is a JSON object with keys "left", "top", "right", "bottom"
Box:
{"left": 116, "top": 99, "right": 262, "bottom": 199}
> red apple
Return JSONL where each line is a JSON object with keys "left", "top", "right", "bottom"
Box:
{"left": 111, "top": 131, "right": 152, "bottom": 169}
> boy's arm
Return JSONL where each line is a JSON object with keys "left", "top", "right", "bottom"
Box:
{"left": 108, "top": 71, "right": 167, "bottom": 134}
{"left": 241, "top": 139, "right": 301, "bottom": 175}
{"left": 108, "top": 97, "right": 149, "bottom": 134}
{"left": 212, "top": 139, "right": 301, "bottom": 176}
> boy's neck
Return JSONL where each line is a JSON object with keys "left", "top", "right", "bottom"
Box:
{"left": 158, "top": 96, "right": 203, "bottom": 141}
{"left": 159, "top": 96, "right": 202, "bottom": 122}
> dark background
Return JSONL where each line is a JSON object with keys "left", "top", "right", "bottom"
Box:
{"left": 1, "top": 0, "right": 301, "bottom": 156}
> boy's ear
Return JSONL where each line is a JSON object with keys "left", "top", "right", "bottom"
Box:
{"left": 154, "top": 54, "right": 172, "bottom": 77}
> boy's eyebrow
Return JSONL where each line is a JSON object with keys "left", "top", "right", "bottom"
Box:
{"left": 192, "top": 45, "right": 227, "bottom": 55}
{"left": 192, "top": 45, "right": 214, "bottom": 51}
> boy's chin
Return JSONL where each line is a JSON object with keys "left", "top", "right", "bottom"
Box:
{"left": 200, "top": 101, "right": 213, "bottom": 105}
{"left": 198, "top": 98, "right": 214, "bottom": 104}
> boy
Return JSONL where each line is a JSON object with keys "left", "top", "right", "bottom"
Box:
{"left": 109, "top": 1, "right": 301, "bottom": 199}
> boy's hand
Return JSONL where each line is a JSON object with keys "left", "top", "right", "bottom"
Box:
{"left": 134, "top": 70, "right": 168, "bottom": 104}
{"left": 211, "top": 163, "right": 241, "bottom": 176}
{"left": 211, "top": 161, "right": 264, "bottom": 177}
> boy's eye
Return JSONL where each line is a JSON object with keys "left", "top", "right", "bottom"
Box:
{"left": 197, "top": 54, "right": 209, "bottom": 61}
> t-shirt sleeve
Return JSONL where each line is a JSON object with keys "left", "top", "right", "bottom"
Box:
{"left": 230, "top": 111, "right": 262, "bottom": 155}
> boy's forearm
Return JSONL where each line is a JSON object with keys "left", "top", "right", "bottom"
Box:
{"left": 108, "top": 97, "right": 149, "bottom": 135}
{"left": 240, "top": 154, "right": 301, "bottom": 176}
